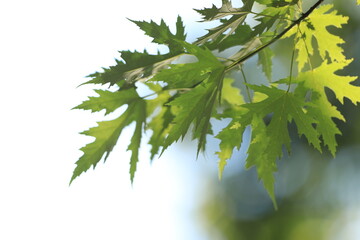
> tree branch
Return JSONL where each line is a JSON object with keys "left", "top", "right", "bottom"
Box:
{"left": 225, "top": 0, "right": 324, "bottom": 72}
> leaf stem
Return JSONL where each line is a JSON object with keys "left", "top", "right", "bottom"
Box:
{"left": 240, "top": 66, "right": 252, "bottom": 103}
{"left": 287, "top": 40, "right": 296, "bottom": 92}
{"left": 225, "top": 0, "right": 324, "bottom": 72}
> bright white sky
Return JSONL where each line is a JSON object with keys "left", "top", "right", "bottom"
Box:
{"left": 0, "top": 0, "right": 220, "bottom": 239}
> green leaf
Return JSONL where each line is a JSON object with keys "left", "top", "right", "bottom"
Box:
{"left": 215, "top": 78, "right": 246, "bottom": 179}
{"left": 204, "top": 24, "right": 253, "bottom": 52}
{"left": 85, "top": 17, "right": 187, "bottom": 86}
{"left": 294, "top": 60, "right": 359, "bottom": 106}
{"left": 246, "top": 115, "right": 276, "bottom": 206}
{"left": 147, "top": 106, "right": 173, "bottom": 160}
{"left": 195, "top": 0, "right": 255, "bottom": 44}
{"left": 71, "top": 108, "right": 132, "bottom": 184}
{"left": 150, "top": 41, "right": 221, "bottom": 88}
{"left": 195, "top": 0, "right": 242, "bottom": 21}
{"left": 216, "top": 118, "right": 249, "bottom": 180}
{"left": 288, "top": 60, "right": 359, "bottom": 154}
{"left": 165, "top": 68, "right": 225, "bottom": 153}
{"left": 153, "top": 42, "right": 226, "bottom": 153}
{"left": 253, "top": 5, "right": 294, "bottom": 37}
{"left": 85, "top": 50, "right": 182, "bottom": 86}
{"left": 73, "top": 88, "right": 139, "bottom": 115}
{"left": 130, "top": 16, "right": 186, "bottom": 51}
{"left": 71, "top": 93, "right": 146, "bottom": 184}
{"left": 306, "top": 99, "right": 342, "bottom": 156}
{"left": 145, "top": 84, "right": 173, "bottom": 160}
{"left": 284, "top": 4, "right": 348, "bottom": 71}
{"left": 221, "top": 78, "right": 245, "bottom": 106}
{"left": 127, "top": 101, "right": 147, "bottom": 182}
{"left": 242, "top": 86, "right": 320, "bottom": 205}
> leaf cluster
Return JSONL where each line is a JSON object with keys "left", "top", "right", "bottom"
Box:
{"left": 72, "top": 0, "right": 360, "bottom": 205}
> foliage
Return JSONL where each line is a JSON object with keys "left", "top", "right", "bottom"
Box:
{"left": 72, "top": 0, "right": 360, "bottom": 205}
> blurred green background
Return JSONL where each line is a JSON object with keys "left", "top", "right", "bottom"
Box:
{"left": 196, "top": 1, "right": 360, "bottom": 239}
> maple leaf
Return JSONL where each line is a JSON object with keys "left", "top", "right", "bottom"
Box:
{"left": 241, "top": 86, "right": 320, "bottom": 205}
{"left": 204, "top": 24, "right": 253, "bottom": 52}
{"left": 150, "top": 41, "right": 222, "bottom": 88}
{"left": 130, "top": 16, "right": 186, "bottom": 52}
{"left": 127, "top": 102, "right": 147, "bottom": 181}
{"left": 73, "top": 88, "right": 139, "bottom": 115}
{"left": 196, "top": 0, "right": 243, "bottom": 20}
{"left": 71, "top": 89, "right": 146, "bottom": 183}
{"left": 284, "top": 4, "right": 348, "bottom": 71}
{"left": 287, "top": 60, "right": 359, "bottom": 154}
{"left": 215, "top": 78, "right": 245, "bottom": 178}
{"left": 154, "top": 41, "right": 226, "bottom": 153}
{"left": 147, "top": 106, "right": 173, "bottom": 160}
{"left": 246, "top": 115, "right": 276, "bottom": 205}
{"left": 195, "top": 0, "right": 255, "bottom": 44}
{"left": 85, "top": 17, "right": 186, "bottom": 86}
{"left": 165, "top": 68, "right": 224, "bottom": 153}
{"left": 252, "top": 4, "right": 295, "bottom": 37}
{"left": 144, "top": 83, "right": 173, "bottom": 160}
{"left": 85, "top": 50, "right": 182, "bottom": 87}
{"left": 216, "top": 119, "right": 248, "bottom": 180}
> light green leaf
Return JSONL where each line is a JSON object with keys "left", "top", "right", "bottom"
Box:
{"left": 289, "top": 60, "right": 359, "bottom": 154}
{"left": 73, "top": 88, "right": 139, "bottom": 115}
{"left": 71, "top": 94, "right": 146, "bottom": 184}
{"left": 70, "top": 108, "right": 133, "bottom": 184}
{"left": 306, "top": 98, "right": 343, "bottom": 156}
{"left": 284, "top": 4, "right": 348, "bottom": 71}
{"left": 221, "top": 78, "right": 245, "bottom": 106}
{"left": 215, "top": 77, "right": 248, "bottom": 177}
{"left": 295, "top": 60, "right": 359, "bottom": 105}
{"left": 216, "top": 117, "right": 249, "bottom": 180}
{"left": 242, "top": 85, "right": 320, "bottom": 205}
